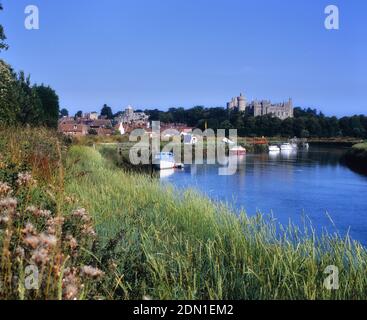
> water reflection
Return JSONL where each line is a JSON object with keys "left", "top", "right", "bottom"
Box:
{"left": 160, "top": 168, "right": 175, "bottom": 179}
{"left": 161, "top": 146, "right": 367, "bottom": 245}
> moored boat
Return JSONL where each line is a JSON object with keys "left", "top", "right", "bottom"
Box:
{"left": 280, "top": 143, "right": 293, "bottom": 151}
{"left": 269, "top": 145, "right": 280, "bottom": 152}
{"left": 153, "top": 152, "right": 175, "bottom": 170}
{"left": 291, "top": 143, "right": 298, "bottom": 149}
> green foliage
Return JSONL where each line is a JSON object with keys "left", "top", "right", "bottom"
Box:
{"left": 75, "top": 110, "right": 83, "bottom": 118}
{"left": 60, "top": 108, "right": 69, "bottom": 117}
{"left": 0, "top": 60, "right": 60, "bottom": 127}
{"left": 101, "top": 104, "right": 113, "bottom": 119}
{"left": 145, "top": 106, "right": 367, "bottom": 138}
{"left": 34, "top": 85, "right": 60, "bottom": 128}
{"left": 344, "top": 142, "right": 367, "bottom": 171}
{"left": 16, "top": 72, "right": 43, "bottom": 125}
{"left": 0, "top": 61, "right": 19, "bottom": 125}
{"left": 0, "top": 3, "right": 8, "bottom": 52}
{"left": 88, "top": 128, "right": 98, "bottom": 135}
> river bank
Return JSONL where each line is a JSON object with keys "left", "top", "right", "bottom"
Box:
{"left": 342, "top": 142, "right": 367, "bottom": 173}
{"left": 2, "top": 128, "right": 367, "bottom": 299}
{"left": 66, "top": 144, "right": 367, "bottom": 299}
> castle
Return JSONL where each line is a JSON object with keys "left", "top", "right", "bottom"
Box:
{"left": 227, "top": 93, "right": 294, "bottom": 120}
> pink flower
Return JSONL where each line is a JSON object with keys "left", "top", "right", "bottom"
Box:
{"left": 80, "top": 266, "right": 104, "bottom": 279}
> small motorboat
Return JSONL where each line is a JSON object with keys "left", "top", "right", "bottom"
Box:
{"left": 280, "top": 143, "right": 293, "bottom": 151}
{"left": 229, "top": 145, "right": 247, "bottom": 155}
{"left": 153, "top": 152, "right": 175, "bottom": 170}
{"left": 269, "top": 145, "right": 280, "bottom": 152}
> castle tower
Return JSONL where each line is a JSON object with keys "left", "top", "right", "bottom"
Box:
{"left": 238, "top": 93, "right": 246, "bottom": 112}
{"left": 288, "top": 98, "right": 294, "bottom": 117}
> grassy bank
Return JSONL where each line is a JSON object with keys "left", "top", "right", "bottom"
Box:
{"left": 343, "top": 142, "right": 367, "bottom": 173}
{"left": 2, "top": 128, "right": 367, "bottom": 300}
{"left": 66, "top": 144, "right": 367, "bottom": 300}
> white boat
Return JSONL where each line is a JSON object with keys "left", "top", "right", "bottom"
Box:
{"left": 153, "top": 152, "right": 175, "bottom": 170}
{"left": 229, "top": 145, "right": 246, "bottom": 155}
{"left": 269, "top": 145, "right": 280, "bottom": 152}
{"left": 280, "top": 143, "right": 293, "bottom": 151}
{"left": 291, "top": 143, "right": 298, "bottom": 149}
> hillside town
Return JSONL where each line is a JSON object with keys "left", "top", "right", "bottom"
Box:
{"left": 58, "top": 105, "right": 194, "bottom": 137}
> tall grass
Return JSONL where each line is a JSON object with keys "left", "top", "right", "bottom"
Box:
{"left": 66, "top": 145, "right": 367, "bottom": 300}
{"left": 0, "top": 127, "right": 104, "bottom": 300}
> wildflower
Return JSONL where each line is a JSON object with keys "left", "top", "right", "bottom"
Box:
{"left": 64, "top": 283, "right": 79, "bottom": 300}
{"left": 39, "top": 233, "right": 57, "bottom": 248}
{"left": 0, "top": 182, "right": 12, "bottom": 198}
{"left": 66, "top": 235, "right": 78, "bottom": 251}
{"left": 15, "top": 246, "right": 25, "bottom": 259}
{"left": 23, "top": 235, "right": 40, "bottom": 249}
{"left": 25, "top": 206, "right": 51, "bottom": 218}
{"left": 80, "top": 266, "right": 104, "bottom": 279}
{"left": 46, "top": 216, "right": 65, "bottom": 234}
{"left": 62, "top": 268, "right": 80, "bottom": 300}
{"left": 72, "top": 208, "right": 92, "bottom": 223}
{"left": 31, "top": 247, "right": 50, "bottom": 265}
{"left": 21, "top": 222, "right": 37, "bottom": 236}
{"left": 47, "top": 216, "right": 65, "bottom": 227}
{"left": 81, "top": 224, "right": 96, "bottom": 237}
{"left": 0, "top": 215, "right": 9, "bottom": 224}
{"left": 0, "top": 197, "right": 17, "bottom": 211}
{"left": 16, "top": 172, "right": 36, "bottom": 187}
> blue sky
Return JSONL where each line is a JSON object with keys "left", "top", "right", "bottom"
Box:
{"left": 1, "top": 0, "right": 366, "bottom": 116}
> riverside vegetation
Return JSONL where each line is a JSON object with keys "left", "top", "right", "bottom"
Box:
{"left": 344, "top": 142, "right": 367, "bottom": 169}
{"left": 2, "top": 127, "right": 367, "bottom": 300}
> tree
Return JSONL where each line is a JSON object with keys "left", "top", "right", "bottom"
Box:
{"left": 281, "top": 118, "right": 295, "bottom": 136}
{"left": 101, "top": 104, "right": 113, "bottom": 119}
{"left": 75, "top": 110, "right": 83, "bottom": 118}
{"left": 293, "top": 118, "right": 306, "bottom": 137}
{"left": 34, "top": 85, "right": 60, "bottom": 128}
{"left": 16, "top": 71, "right": 42, "bottom": 125}
{"left": 88, "top": 128, "right": 97, "bottom": 135}
{"left": 60, "top": 108, "right": 69, "bottom": 117}
{"left": 0, "top": 60, "right": 19, "bottom": 125}
{"left": 220, "top": 120, "right": 233, "bottom": 130}
{"left": 306, "top": 117, "right": 321, "bottom": 137}
{"left": 0, "top": 3, "right": 8, "bottom": 52}
{"left": 113, "top": 111, "right": 123, "bottom": 118}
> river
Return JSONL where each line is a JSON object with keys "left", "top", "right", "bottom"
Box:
{"left": 160, "top": 146, "right": 367, "bottom": 245}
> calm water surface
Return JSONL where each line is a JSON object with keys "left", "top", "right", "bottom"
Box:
{"left": 160, "top": 146, "right": 367, "bottom": 245}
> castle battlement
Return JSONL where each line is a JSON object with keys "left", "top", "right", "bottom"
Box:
{"left": 227, "top": 93, "right": 294, "bottom": 120}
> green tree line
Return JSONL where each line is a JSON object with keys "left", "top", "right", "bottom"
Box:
{"left": 0, "top": 4, "right": 59, "bottom": 128}
{"left": 144, "top": 106, "right": 367, "bottom": 138}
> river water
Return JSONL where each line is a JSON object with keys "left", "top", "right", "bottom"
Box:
{"left": 160, "top": 146, "right": 367, "bottom": 245}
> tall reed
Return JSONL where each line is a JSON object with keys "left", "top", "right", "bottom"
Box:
{"left": 66, "top": 145, "right": 367, "bottom": 300}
